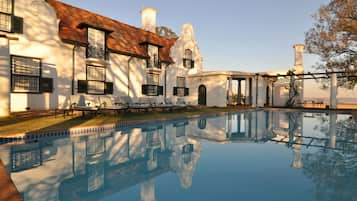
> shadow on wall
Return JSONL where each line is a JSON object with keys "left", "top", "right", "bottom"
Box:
{"left": 10, "top": 1, "right": 75, "bottom": 111}
{"left": 27, "top": 63, "right": 58, "bottom": 110}
{"left": 107, "top": 55, "right": 128, "bottom": 98}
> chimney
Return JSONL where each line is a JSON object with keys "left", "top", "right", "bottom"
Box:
{"left": 141, "top": 7, "right": 157, "bottom": 33}
{"left": 293, "top": 44, "right": 304, "bottom": 73}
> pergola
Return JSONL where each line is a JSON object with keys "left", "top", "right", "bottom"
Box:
{"left": 263, "top": 70, "right": 357, "bottom": 109}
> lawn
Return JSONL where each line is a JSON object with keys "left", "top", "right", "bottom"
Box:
{"left": 0, "top": 107, "right": 250, "bottom": 136}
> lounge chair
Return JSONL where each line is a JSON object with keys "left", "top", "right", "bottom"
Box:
{"left": 175, "top": 98, "right": 188, "bottom": 110}
{"left": 98, "top": 96, "right": 127, "bottom": 113}
{"left": 124, "top": 97, "right": 150, "bottom": 112}
{"left": 151, "top": 98, "right": 174, "bottom": 111}
{"left": 67, "top": 95, "right": 99, "bottom": 116}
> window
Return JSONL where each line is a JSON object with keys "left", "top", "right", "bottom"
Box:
{"left": 174, "top": 77, "right": 189, "bottom": 97}
{"left": 147, "top": 73, "right": 159, "bottom": 85}
{"left": 12, "top": 149, "right": 41, "bottom": 172}
{"left": 176, "top": 124, "right": 186, "bottom": 137}
{"left": 0, "top": 0, "right": 12, "bottom": 32}
{"left": 198, "top": 118, "right": 207, "bottom": 129}
{"left": 177, "top": 77, "right": 185, "bottom": 97}
{"left": 87, "top": 28, "right": 106, "bottom": 60}
{"left": 146, "top": 131, "right": 161, "bottom": 147}
{"left": 177, "top": 77, "right": 185, "bottom": 88}
{"left": 11, "top": 56, "right": 41, "bottom": 93}
{"left": 147, "top": 45, "right": 161, "bottom": 69}
{"left": 142, "top": 73, "right": 163, "bottom": 96}
{"left": 146, "top": 73, "right": 159, "bottom": 96}
{"left": 182, "top": 144, "right": 194, "bottom": 154}
{"left": 183, "top": 49, "right": 194, "bottom": 68}
{"left": 87, "top": 65, "right": 105, "bottom": 94}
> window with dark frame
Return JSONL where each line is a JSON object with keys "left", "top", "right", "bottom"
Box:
{"left": 0, "top": 0, "right": 12, "bottom": 32}
{"left": 176, "top": 124, "right": 186, "bottom": 137}
{"left": 174, "top": 76, "right": 189, "bottom": 97}
{"left": 183, "top": 49, "right": 194, "bottom": 68}
{"left": 11, "top": 56, "right": 41, "bottom": 93}
{"left": 146, "top": 73, "right": 159, "bottom": 96}
{"left": 87, "top": 65, "right": 106, "bottom": 94}
{"left": 147, "top": 44, "right": 161, "bottom": 69}
{"left": 182, "top": 144, "right": 194, "bottom": 154}
{"left": 176, "top": 77, "right": 185, "bottom": 97}
{"left": 87, "top": 28, "right": 106, "bottom": 60}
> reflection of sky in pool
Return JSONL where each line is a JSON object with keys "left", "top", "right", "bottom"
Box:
{"left": 0, "top": 110, "right": 356, "bottom": 201}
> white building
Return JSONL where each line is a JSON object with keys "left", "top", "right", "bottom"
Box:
{"left": 0, "top": 0, "right": 304, "bottom": 117}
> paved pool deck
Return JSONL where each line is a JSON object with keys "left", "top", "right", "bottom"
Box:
{"left": 0, "top": 160, "right": 22, "bottom": 201}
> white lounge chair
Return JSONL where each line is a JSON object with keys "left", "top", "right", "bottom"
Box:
{"left": 98, "top": 96, "right": 127, "bottom": 112}
{"left": 68, "top": 95, "right": 99, "bottom": 116}
{"left": 128, "top": 97, "right": 151, "bottom": 111}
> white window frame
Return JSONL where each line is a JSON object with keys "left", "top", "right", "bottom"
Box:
{"left": 87, "top": 65, "right": 106, "bottom": 95}
{"left": 176, "top": 77, "right": 186, "bottom": 97}
{"left": 11, "top": 55, "right": 41, "bottom": 93}
{"left": 87, "top": 27, "right": 106, "bottom": 60}
{"left": 0, "top": 0, "right": 12, "bottom": 32}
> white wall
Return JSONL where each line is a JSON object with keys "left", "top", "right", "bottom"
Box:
{"left": 8, "top": 0, "right": 72, "bottom": 111}
{"left": 188, "top": 75, "right": 227, "bottom": 107}
{"left": 0, "top": 38, "right": 10, "bottom": 116}
{"left": 168, "top": 23, "right": 204, "bottom": 105}
{"left": 5, "top": 0, "right": 171, "bottom": 112}
{"left": 251, "top": 76, "right": 269, "bottom": 107}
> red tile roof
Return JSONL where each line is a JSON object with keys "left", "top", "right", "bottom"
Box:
{"left": 47, "top": 0, "right": 177, "bottom": 63}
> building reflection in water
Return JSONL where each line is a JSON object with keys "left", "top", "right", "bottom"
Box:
{"left": 0, "top": 120, "right": 201, "bottom": 201}
{"left": 0, "top": 111, "right": 356, "bottom": 201}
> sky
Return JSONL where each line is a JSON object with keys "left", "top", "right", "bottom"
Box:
{"left": 61, "top": 0, "right": 330, "bottom": 73}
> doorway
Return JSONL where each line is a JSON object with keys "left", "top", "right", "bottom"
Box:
{"left": 198, "top": 85, "right": 207, "bottom": 106}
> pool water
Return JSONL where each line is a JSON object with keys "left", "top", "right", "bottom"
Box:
{"left": 0, "top": 110, "right": 356, "bottom": 201}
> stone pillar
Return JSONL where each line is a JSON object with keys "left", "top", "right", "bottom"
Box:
{"left": 330, "top": 73, "right": 337, "bottom": 109}
{"left": 245, "top": 78, "right": 249, "bottom": 105}
{"left": 0, "top": 38, "right": 10, "bottom": 117}
{"left": 227, "top": 113, "right": 232, "bottom": 138}
{"left": 293, "top": 44, "right": 304, "bottom": 72}
{"left": 329, "top": 112, "right": 337, "bottom": 148}
{"left": 292, "top": 143, "right": 302, "bottom": 169}
{"left": 253, "top": 75, "right": 259, "bottom": 108}
{"left": 237, "top": 80, "right": 242, "bottom": 105}
{"left": 293, "top": 44, "right": 305, "bottom": 106}
{"left": 228, "top": 77, "right": 232, "bottom": 105}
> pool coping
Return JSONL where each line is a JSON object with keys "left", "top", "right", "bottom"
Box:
{"left": 0, "top": 159, "right": 22, "bottom": 201}
{"left": 0, "top": 108, "right": 259, "bottom": 143}
{"left": 0, "top": 107, "right": 354, "bottom": 144}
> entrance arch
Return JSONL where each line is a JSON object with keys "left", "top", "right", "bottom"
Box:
{"left": 198, "top": 85, "right": 207, "bottom": 106}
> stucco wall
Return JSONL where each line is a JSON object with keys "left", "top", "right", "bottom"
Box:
{"left": 188, "top": 75, "right": 227, "bottom": 107}
{"left": 9, "top": 0, "right": 72, "bottom": 111}
{"left": 5, "top": 0, "right": 170, "bottom": 112}
{"left": 168, "top": 23, "right": 204, "bottom": 105}
{"left": 0, "top": 38, "right": 11, "bottom": 116}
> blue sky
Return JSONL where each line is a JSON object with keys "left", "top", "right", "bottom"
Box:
{"left": 61, "top": 0, "right": 329, "bottom": 73}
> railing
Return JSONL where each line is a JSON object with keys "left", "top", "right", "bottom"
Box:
{"left": 147, "top": 59, "right": 161, "bottom": 69}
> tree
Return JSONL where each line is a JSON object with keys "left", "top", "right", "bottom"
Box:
{"left": 156, "top": 26, "right": 178, "bottom": 39}
{"left": 305, "top": 0, "right": 357, "bottom": 89}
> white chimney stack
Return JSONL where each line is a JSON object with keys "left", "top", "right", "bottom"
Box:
{"left": 141, "top": 7, "right": 157, "bottom": 33}
{"left": 293, "top": 44, "right": 304, "bottom": 73}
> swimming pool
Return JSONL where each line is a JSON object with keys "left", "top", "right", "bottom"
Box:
{"left": 0, "top": 110, "right": 356, "bottom": 201}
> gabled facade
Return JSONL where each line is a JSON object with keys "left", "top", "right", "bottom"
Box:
{"left": 0, "top": 0, "right": 204, "bottom": 115}
{"left": 0, "top": 0, "right": 303, "bottom": 117}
